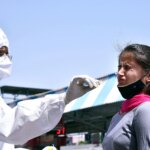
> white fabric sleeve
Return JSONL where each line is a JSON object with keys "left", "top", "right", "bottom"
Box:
{"left": 133, "top": 102, "right": 150, "bottom": 150}
{"left": 0, "top": 94, "right": 65, "bottom": 145}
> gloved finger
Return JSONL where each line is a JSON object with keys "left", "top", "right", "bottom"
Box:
{"left": 84, "top": 78, "right": 100, "bottom": 88}
{"left": 76, "top": 77, "right": 100, "bottom": 88}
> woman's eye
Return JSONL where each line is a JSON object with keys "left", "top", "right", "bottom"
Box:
{"left": 118, "top": 64, "right": 132, "bottom": 71}
{"left": 124, "top": 65, "right": 131, "bottom": 70}
{"left": 118, "top": 65, "right": 121, "bottom": 70}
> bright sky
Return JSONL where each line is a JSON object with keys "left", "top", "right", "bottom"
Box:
{"left": 0, "top": 0, "right": 150, "bottom": 89}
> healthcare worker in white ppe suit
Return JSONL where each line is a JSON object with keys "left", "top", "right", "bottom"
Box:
{"left": 0, "top": 28, "right": 100, "bottom": 150}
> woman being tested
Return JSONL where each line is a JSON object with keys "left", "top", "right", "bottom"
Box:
{"left": 0, "top": 28, "right": 100, "bottom": 150}
{"left": 103, "top": 44, "right": 150, "bottom": 150}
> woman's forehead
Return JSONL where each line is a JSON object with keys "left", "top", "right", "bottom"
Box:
{"left": 119, "top": 52, "right": 136, "bottom": 62}
{"left": 119, "top": 52, "right": 144, "bottom": 70}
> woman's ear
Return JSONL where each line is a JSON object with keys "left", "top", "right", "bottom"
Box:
{"left": 145, "top": 71, "right": 150, "bottom": 84}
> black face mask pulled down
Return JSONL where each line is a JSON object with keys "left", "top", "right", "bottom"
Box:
{"left": 117, "top": 80, "right": 145, "bottom": 99}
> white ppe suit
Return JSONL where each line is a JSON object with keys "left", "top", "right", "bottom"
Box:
{"left": 0, "top": 75, "right": 100, "bottom": 150}
{"left": 0, "top": 28, "right": 100, "bottom": 150}
{"left": 0, "top": 94, "right": 65, "bottom": 150}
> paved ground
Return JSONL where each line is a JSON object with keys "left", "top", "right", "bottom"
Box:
{"left": 60, "top": 144, "right": 103, "bottom": 150}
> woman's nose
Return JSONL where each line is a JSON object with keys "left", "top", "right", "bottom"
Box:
{"left": 118, "top": 67, "right": 125, "bottom": 76}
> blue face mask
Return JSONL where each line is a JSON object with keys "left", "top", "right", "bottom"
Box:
{"left": 117, "top": 79, "right": 145, "bottom": 99}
